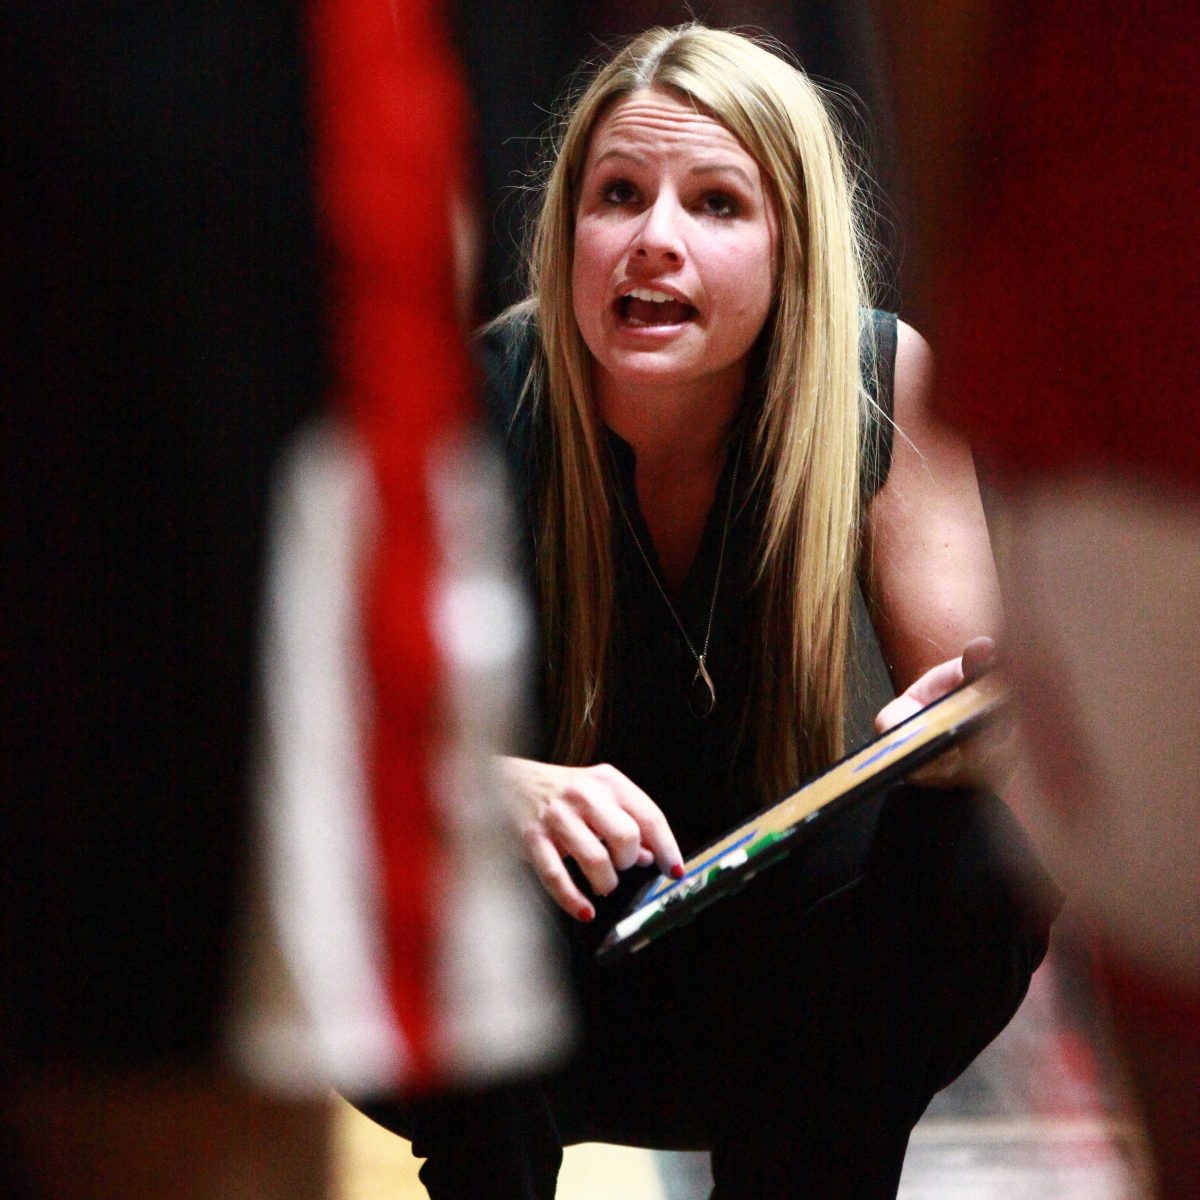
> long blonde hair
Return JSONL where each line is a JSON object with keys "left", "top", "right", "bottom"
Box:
{"left": 506, "top": 24, "right": 877, "bottom": 797}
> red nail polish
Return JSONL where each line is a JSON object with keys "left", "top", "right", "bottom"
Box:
{"left": 670, "top": 863, "right": 685, "bottom": 880}
{"left": 577, "top": 904, "right": 595, "bottom": 923}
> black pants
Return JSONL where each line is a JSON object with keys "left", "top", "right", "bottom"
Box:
{"left": 361, "top": 785, "right": 1059, "bottom": 1199}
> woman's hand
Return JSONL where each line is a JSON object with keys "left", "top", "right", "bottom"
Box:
{"left": 498, "top": 757, "right": 685, "bottom": 922}
{"left": 873, "top": 636, "right": 1012, "bottom": 790}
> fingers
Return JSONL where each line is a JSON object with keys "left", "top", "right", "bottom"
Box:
{"left": 872, "top": 636, "right": 1010, "bottom": 789}
{"left": 507, "top": 758, "right": 684, "bottom": 921}
{"left": 542, "top": 799, "right": 621, "bottom": 897}
{"left": 960, "top": 635, "right": 998, "bottom": 681}
{"left": 874, "top": 692, "right": 923, "bottom": 735}
{"left": 875, "top": 636, "right": 1001, "bottom": 735}
{"left": 568, "top": 774, "right": 646, "bottom": 872}
{"left": 522, "top": 827, "right": 596, "bottom": 923}
{"left": 591, "top": 763, "right": 685, "bottom": 878}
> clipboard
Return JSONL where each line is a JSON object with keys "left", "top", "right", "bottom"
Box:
{"left": 596, "top": 673, "right": 1007, "bottom": 965}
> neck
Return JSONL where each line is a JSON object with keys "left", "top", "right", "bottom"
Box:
{"left": 598, "top": 364, "right": 747, "bottom": 594}
{"left": 596, "top": 364, "right": 745, "bottom": 475}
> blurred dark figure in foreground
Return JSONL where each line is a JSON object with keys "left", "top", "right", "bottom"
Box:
{"left": 876, "top": 4, "right": 1199, "bottom": 1196}
{"left": 1, "top": 1, "right": 566, "bottom": 1196}
{"left": 2, "top": 3, "right": 328, "bottom": 1193}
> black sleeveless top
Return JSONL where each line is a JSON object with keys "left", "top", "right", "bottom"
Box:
{"left": 478, "top": 311, "right": 898, "bottom": 883}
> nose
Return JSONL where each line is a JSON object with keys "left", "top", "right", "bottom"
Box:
{"left": 631, "top": 192, "right": 684, "bottom": 269}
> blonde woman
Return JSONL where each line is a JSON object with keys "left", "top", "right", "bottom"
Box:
{"left": 363, "top": 25, "right": 1056, "bottom": 1199}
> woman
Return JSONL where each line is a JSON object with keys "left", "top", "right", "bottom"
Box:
{"left": 366, "top": 24, "right": 1056, "bottom": 1199}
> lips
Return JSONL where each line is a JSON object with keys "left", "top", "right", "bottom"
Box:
{"left": 617, "top": 287, "right": 697, "bottom": 327}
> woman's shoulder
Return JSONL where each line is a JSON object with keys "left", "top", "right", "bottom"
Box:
{"left": 474, "top": 302, "right": 543, "bottom": 516}
{"left": 476, "top": 301, "right": 540, "bottom": 429}
{"left": 860, "top": 308, "right": 899, "bottom": 500}
{"left": 860, "top": 308, "right": 898, "bottom": 416}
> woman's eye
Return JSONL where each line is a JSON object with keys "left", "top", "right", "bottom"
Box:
{"left": 701, "top": 192, "right": 738, "bottom": 218}
{"left": 601, "top": 179, "right": 638, "bottom": 205}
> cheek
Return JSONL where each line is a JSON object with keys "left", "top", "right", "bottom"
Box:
{"left": 715, "top": 239, "right": 775, "bottom": 337}
{"left": 739, "top": 259, "right": 774, "bottom": 321}
{"left": 745, "top": 234, "right": 777, "bottom": 329}
{"left": 571, "top": 227, "right": 608, "bottom": 330}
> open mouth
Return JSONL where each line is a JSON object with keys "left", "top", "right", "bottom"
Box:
{"left": 617, "top": 288, "right": 698, "bottom": 327}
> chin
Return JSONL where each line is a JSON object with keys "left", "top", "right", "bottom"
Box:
{"left": 603, "top": 354, "right": 695, "bottom": 388}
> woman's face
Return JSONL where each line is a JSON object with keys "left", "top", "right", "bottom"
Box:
{"left": 572, "top": 86, "right": 779, "bottom": 401}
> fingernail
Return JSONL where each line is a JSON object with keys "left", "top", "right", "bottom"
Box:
{"left": 577, "top": 904, "right": 595, "bottom": 923}
{"left": 670, "top": 863, "right": 685, "bottom": 880}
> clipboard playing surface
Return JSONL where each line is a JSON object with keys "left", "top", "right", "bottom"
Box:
{"left": 596, "top": 673, "right": 1008, "bottom": 965}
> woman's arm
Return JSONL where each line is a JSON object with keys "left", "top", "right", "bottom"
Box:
{"left": 865, "top": 321, "right": 1006, "bottom": 782}
{"left": 866, "top": 320, "right": 1002, "bottom": 685}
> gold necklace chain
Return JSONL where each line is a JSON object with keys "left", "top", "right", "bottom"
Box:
{"left": 611, "top": 438, "right": 743, "bottom": 719}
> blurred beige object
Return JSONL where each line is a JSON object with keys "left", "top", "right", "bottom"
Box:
{"left": 999, "top": 478, "right": 1200, "bottom": 989}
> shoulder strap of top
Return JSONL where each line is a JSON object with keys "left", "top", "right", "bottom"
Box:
{"left": 477, "top": 314, "right": 536, "bottom": 433}
{"left": 861, "top": 308, "right": 898, "bottom": 501}
{"left": 475, "top": 312, "right": 542, "bottom": 540}
{"left": 476, "top": 310, "right": 539, "bottom": 455}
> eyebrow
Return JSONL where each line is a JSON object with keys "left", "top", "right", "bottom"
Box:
{"left": 588, "top": 148, "right": 755, "bottom": 190}
{"left": 688, "top": 161, "right": 755, "bottom": 189}
{"left": 589, "top": 148, "right": 646, "bottom": 171}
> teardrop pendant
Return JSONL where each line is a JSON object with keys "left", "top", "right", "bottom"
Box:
{"left": 689, "top": 655, "right": 717, "bottom": 719}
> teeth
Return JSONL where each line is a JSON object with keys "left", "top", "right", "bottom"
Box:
{"left": 625, "top": 288, "right": 677, "bottom": 303}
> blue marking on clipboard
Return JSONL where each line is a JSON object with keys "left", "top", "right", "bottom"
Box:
{"left": 852, "top": 725, "right": 924, "bottom": 773}
{"left": 643, "top": 830, "right": 758, "bottom": 906}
